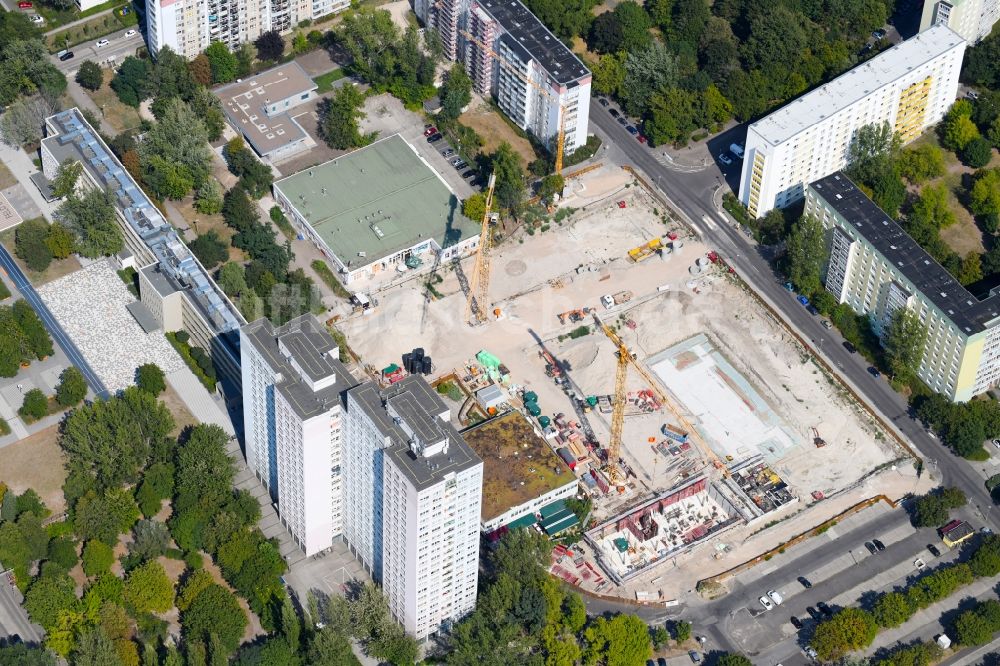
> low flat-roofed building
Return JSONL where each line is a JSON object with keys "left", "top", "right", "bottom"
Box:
{"left": 461, "top": 411, "right": 578, "bottom": 534}
{"left": 217, "top": 62, "right": 318, "bottom": 162}
{"left": 273, "top": 134, "right": 480, "bottom": 283}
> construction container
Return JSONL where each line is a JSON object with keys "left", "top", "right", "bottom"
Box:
{"left": 421, "top": 357, "right": 432, "bottom": 375}
{"left": 538, "top": 415, "right": 551, "bottom": 428}
{"left": 661, "top": 423, "right": 689, "bottom": 443}
{"left": 557, "top": 447, "right": 577, "bottom": 470}
{"left": 526, "top": 402, "right": 542, "bottom": 417}
{"left": 524, "top": 391, "right": 538, "bottom": 403}
{"left": 412, "top": 347, "right": 425, "bottom": 360}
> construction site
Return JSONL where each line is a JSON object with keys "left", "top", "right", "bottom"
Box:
{"left": 333, "top": 163, "right": 907, "bottom": 601}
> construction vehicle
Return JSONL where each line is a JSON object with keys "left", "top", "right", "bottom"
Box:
{"left": 466, "top": 173, "right": 498, "bottom": 325}
{"left": 593, "top": 313, "right": 726, "bottom": 484}
{"left": 558, "top": 307, "right": 592, "bottom": 324}
{"left": 811, "top": 427, "right": 826, "bottom": 448}
{"left": 459, "top": 28, "right": 570, "bottom": 174}
{"left": 628, "top": 238, "right": 663, "bottom": 262}
{"left": 600, "top": 291, "right": 632, "bottom": 309}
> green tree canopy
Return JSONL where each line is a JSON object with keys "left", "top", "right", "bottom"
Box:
{"left": 56, "top": 188, "right": 123, "bottom": 258}
{"left": 440, "top": 64, "right": 472, "bottom": 121}
{"left": 883, "top": 307, "right": 928, "bottom": 383}
{"left": 810, "top": 608, "right": 878, "bottom": 661}
{"left": 205, "top": 42, "right": 238, "bottom": 84}
{"left": 182, "top": 583, "right": 248, "bottom": 655}
{"left": 55, "top": 366, "right": 87, "bottom": 407}
{"left": 318, "top": 84, "right": 371, "bottom": 150}
{"left": 123, "top": 560, "right": 175, "bottom": 613}
{"left": 785, "top": 215, "right": 826, "bottom": 296}
{"left": 582, "top": 614, "right": 652, "bottom": 666}
{"left": 76, "top": 60, "right": 103, "bottom": 92}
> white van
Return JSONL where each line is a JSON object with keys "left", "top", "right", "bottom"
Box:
{"left": 730, "top": 143, "right": 745, "bottom": 159}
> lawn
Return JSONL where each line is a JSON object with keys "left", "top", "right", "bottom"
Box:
{"left": 173, "top": 198, "right": 246, "bottom": 264}
{"left": 0, "top": 160, "right": 18, "bottom": 190}
{"left": 85, "top": 71, "right": 143, "bottom": 134}
{"left": 313, "top": 67, "right": 345, "bottom": 94}
{"left": 459, "top": 99, "right": 536, "bottom": 167}
{"left": 34, "top": 0, "right": 124, "bottom": 31}
{"left": 46, "top": 5, "right": 137, "bottom": 52}
{"left": 0, "top": 423, "right": 68, "bottom": 514}
{"left": 0, "top": 222, "right": 82, "bottom": 286}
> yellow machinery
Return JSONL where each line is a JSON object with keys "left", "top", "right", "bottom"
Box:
{"left": 467, "top": 173, "right": 497, "bottom": 324}
{"left": 627, "top": 238, "right": 664, "bottom": 262}
{"left": 459, "top": 29, "right": 569, "bottom": 174}
{"left": 593, "top": 314, "right": 726, "bottom": 485}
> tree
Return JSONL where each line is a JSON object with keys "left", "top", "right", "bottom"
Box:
{"left": 82, "top": 540, "right": 114, "bottom": 576}
{"left": 582, "top": 614, "right": 653, "bottom": 666}
{"left": 182, "top": 584, "right": 248, "bottom": 655}
{"left": 255, "top": 30, "right": 285, "bottom": 61}
{"left": 15, "top": 217, "right": 53, "bottom": 272}
{"left": 440, "top": 64, "right": 472, "bottom": 120}
{"left": 942, "top": 104, "right": 981, "bottom": 152}
{"left": 970, "top": 169, "right": 1000, "bottom": 217}
{"left": 898, "top": 144, "right": 946, "bottom": 185}
{"left": 318, "top": 84, "right": 370, "bottom": 150}
{"left": 139, "top": 98, "right": 212, "bottom": 196}
{"left": 188, "top": 231, "right": 229, "bottom": 269}
{"left": 136, "top": 461, "right": 173, "bottom": 517}
{"left": 910, "top": 183, "right": 956, "bottom": 230}
{"left": 136, "top": 363, "right": 166, "bottom": 396}
{"left": 75, "top": 488, "right": 140, "bottom": 544}
{"left": 52, "top": 159, "right": 84, "bottom": 199}
{"left": 222, "top": 139, "right": 273, "bottom": 199}
{"left": 811, "top": 608, "right": 878, "bottom": 661}
{"left": 954, "top": 608, "right": 994, "bottom": 646}
{"left": 123, "top": 561, "right": 175, "bottom": 614}
{"left": 218, "top": 262, "right": 248, "bottom": 297}
{"left": 308, "top": 626, "right": 361, "bottom": 666}
{"left": 621, "top": 42, "right": 678, "bottom": 116}
{"left": 56, "top": 366, "right": 87, "bottom": 406}
{"left": 19, "top": 388, "right": 48, "bottom": 420}
{"left": 57, "top": 188, "right": 123, "bottom": 258}
{"left": 963, "top": 137, "right": 994, "bottom": 168}
{"left": 611, "top": 1, "right": 651, "bottom": 51}
{"left": 883, "top": 307, "right": 928, "bottom": 383}
{"left": 539, "top": 174, "right": 565, "bottom": 202}
{"left": 45, "top": 222, "right": 74, "bottom": 261}
{"left": 846, "top": 122, "right": 900, "bottom": 187}
{"left": 46, "top": 536, "right": 78, "bottom": 572}
{"left": 716, "top": 656, "right": 753, "bottom": 666}
{"left": 111, "top": 57, "right": 154, "bottom": 107}
{"left": 174, "top": 424, "right": 236, "bottom": 514}
{"left": 591, "top": 52, "right": 626, "bottom": 97}
{"left": 74, "top": 627, "right": 123, "bottom": 666}
{"left": 462, "top": 193, "right": 486, "bottom": 222}
{"left": 279, "top": 593, "right": 301, "bottom": 652}
{"left": 129, "top": 519, "right": 171, "bottom": 561}
{"left": 13, "top": 299, "right": 52, "bottom": 361}
{"left": 189, "top": 54, "right": 212, "bottom": 86}
{"left": 490, "top": 143, "right": 526, "bottom": 212}
{"left": 370, "top": 625, "right": 418, "bottom": 666}
{"left": 0, "top": 96, "right": 55, "bottom": 147}
{"left": 959, "top": 252, "right": 983, "bottom": 285}
{"left": 205, "top": 42, "right": 238, "bottom": 84}
{"left": 76, "top": 60, "right": 104, "bottom": 91}
{"left": 785, "top": 215, "right": 825, "bottom": 296}
{"left": 195, "top": 179, "right": 224, "bottom": 215}
{"left": 0, "top": 643, "right": 56, "bottom": 665}
{"left": 872, "top": 591, "right": 912, "bottom": 628}
{"left": 672, "top": 619, "right": 692, "bottom": 642}
{"left": 24, "top": 573, "right": 77, "bottom": 630}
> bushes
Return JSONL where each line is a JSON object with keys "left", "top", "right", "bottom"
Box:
{"left": 912, "top": 486, "right": 966, "bottom": 527}
{"left": 269, "top": 205, "right": 296, "bottom": 240}
{"left": 166, "top": 332, "right": 216, "bottom": 391}
{"left": 310, "top": 259, "right": 351, "bottom": 299}
{"left": 55, "top": 366, "right": 87, "bottom": 407}
{"left": 811, "top": 607, "right": 879, "bottom": 661}
{"left": 18, "top": 389, "right": 48, "bottom": 421}
{"left": 135, "top": 363, "right": 166, "bottom": 396}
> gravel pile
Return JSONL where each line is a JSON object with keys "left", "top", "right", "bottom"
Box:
{"left": 38, "top": 261, "right": 183, "bottom": 392}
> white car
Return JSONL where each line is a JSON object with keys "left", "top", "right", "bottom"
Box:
{"left": 601, "top": 294, "right": 615, "bottom": 310}
{"left": 123, "top": 29, "right": 137, "bottom": 38}
{"left": 95, "top": 38, "right": 110, "bottom": 47}
{"left": 759, "top": 596, "right": 774, "bottom": 611}
{"left": 719, "top": 153, "right": 733, "bottom": 166}
{"left": 28, "top": 14, "right": 43, "bottom": 23}
{"left": 804, "top": 646, "right": 819, "bottom": 660}
{"left": 767, "top": 589, "right": 783, "bottom": 605}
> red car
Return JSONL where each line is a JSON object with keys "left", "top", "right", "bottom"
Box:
{"left": 18, "top": 2, "right": 33, "bottom": 8}
{"left": 423, "top": 126, "right": 438, "bottom": 137}
{"left": 637, "top": 134, "right": 647, "bottom": 144}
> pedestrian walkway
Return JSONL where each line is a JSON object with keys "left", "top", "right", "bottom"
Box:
{"left": 0, "top": 142, "right": 59, "bottom": 223}
{"left": 43, "top": 5, "right": 115, "bottom": 36}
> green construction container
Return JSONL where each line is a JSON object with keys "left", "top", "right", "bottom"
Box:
{"left": 523, "top": 391, "right": 538, "bottom": 403}
{"left": 538, "top": 415, "right": 551, "bottom": 428}
{"left": 526, "top": 402, "right": 541, "bottom": 417}
{"left": 586, "top": 396, "right": 598, "bottom": 407}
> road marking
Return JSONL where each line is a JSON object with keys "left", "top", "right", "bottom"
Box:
{"left": 701, "top": 215, "right": 717, "bottom": 230}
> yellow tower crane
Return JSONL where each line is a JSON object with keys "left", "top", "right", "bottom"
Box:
{"left": 593, "top": 314, "right": 726, "bottom": 485}
{"left": 459, "top": 28, "right": 569, "bottom": 174}
{"left": 466, "top": 172, "right": 497, "bottom": 324}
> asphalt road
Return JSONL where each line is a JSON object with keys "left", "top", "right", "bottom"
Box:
{"left": 0, "top": 244, "right": 108, "bottom": 399}
{"left": 51, "top": 27, "right": 144, "bottom": 74}
{"left": 0, "top": 580, "right": 41, "bottom": 644}
{"left": 589, "top": 98, "right": 998, "bottom": 530}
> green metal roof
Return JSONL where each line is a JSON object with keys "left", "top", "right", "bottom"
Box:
{"left": 505, "top": 512, "right": 538, "bottom": 530}
{"left": 273, "top": 134, "right": 479, "bottom": 267}
{"left": 540, "top": 499, "right": 568, "bottom": 519}
{"left": 542, "top": 513, "right": 579, "bottom": 535}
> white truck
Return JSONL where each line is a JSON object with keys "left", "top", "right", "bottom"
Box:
{"left": 601, "top": 291, "right": 633, "bottom": 309}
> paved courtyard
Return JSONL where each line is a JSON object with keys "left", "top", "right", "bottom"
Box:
{"left": 37, "top": 260, "right": 184, "bottom": 392}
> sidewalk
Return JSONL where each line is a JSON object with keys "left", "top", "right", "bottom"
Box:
{"left": 0, "top": 142, "right": 58, "bottom": 223}
{"left": 44, "top": 5, "right": 115, "bottom": 36}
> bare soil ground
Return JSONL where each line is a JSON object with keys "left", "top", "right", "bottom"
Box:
{"left": 160, "top": 384, "right": 199, "bottom": 438}
{"left": 0, "top": 423, "right": 67, "bottom": 513}
{"left": 459, "top": 97, "right": 537, "bottom": 168}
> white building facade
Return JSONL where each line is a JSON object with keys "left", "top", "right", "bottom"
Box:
{"left": 921, "top": 0, "right": 1000, "bottom": 44}
{"left": 146, "top": 0, "right": 349, "bottom": 59}
{"left": 343, "top": 378, "right": 483, "bottom": 640}
{"left": 415, "top": 0, "right": 591, "bottom": 155}
{"left": 738, "top": 25, "right": 965, "bottom": 219}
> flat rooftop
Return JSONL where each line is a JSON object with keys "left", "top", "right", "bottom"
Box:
{"left": 242, "top": 315, "right": 356, "bottom": 419}
{"left": 811, "top": 172, "right": 1000, "bottom": 335}
{"left": 216, "top": 62, "right": 316, "bottom": 156}
{"left": 348, "top": 376, "right": 481, "bottom": 491}
{"left": 273, "top": 134, "right": 478, "bottom": 269}
{"left": 462, "top": 411, "right": 576, "bottom": 523}
{"left": 479, "top": 0, "right": 589, "bottom": 85}
{"left": 750, "top": 25, "right": 965, "bottom": 147}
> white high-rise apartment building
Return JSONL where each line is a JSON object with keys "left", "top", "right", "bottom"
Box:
{"left": 738, "top": 25, "right": 965, "bottom": 219}
{"left": 415, "top": 0, "right": 591, "bottom": 156}
{"left": 240, "top": 315, "right": 353, "bottom": 556}
{"left": 921, "top": 0, "right": 1000, "bottom": 45}
{"left": 146, "top": 0, "right": 349, "bottom": 59}
{"left": 343, "top": 378, "right": 483, "bottom": 640}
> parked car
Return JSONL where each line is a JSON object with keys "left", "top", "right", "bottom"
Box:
{"left": 759, "top": 596, "right": 774, "bottom": 611}
{"left": 992, "top": 439, "right": 1000, "bottom": 450}
{"left": 124, "top": 29, "right": 137, "bottom": 38}
{"left": 806, "top": 606, "right": 821, "bottom": 620}
{"left": 442, "top": 148, "right": 454, "bottom": 156}
{"left": 790, "top": 616, "right": 803, "bottom": 629}
{"left": 599, "top": 98, "right": 610, "bottom": 107}
{"left": 867, "top": 366, "right": 881, "bottom": 378}
{"left": 28, "top": 14, "right": 43, "bottom": 23}
{"left": 843, "top": 341, "right": 857, "bottom": 354}
{"left": 95, "top": 38, "right": 110, "bottom": 47}
{"left": 798, "top": 576, "right": 812, "bottom": 589}
{"left": 617, "top": 116, "right": 628, "bottom": 126}
{"left": 915, "top": 558, "right": 926, "bottom": 570}
{"left": 657, "top": 659, "right": 667, "bottom": 666}
{"left": 806, "top": 304, "right": 819, "bottom": 315}
{"left": 873, "top": 539, "right": 886, "bottom": 551}
{"left": 454, "top": 161, "right": 468, "bottom": 170}
{"left": 796, "top": 295, "right": 809, "bottom": 306}
{"left": 767, "top": 589, "right": 783, "bottom": 605}
{"left": 689, "top": 651, "right": 702, "bottom": 664}
{"left": 817, "top": 602, "right": 833, "bottom": 617}
{"left": 609, "top": 108, "right": 620, "bottom": 118}
{"left": 872, "top": 28, "right": 887, "bottom": 40}
{"left": 57, "top": 50, "right": 74, "bottom": 61}
{"left": 626, "top": 125, "right": 639, "bottom": 135}
{"left": 17, "top": 1, "right": 32, "bottom": 8}
{"left": 719, "top": 153, "right": 733, "bottom": 166}
{"left": 637, "top": 134, "right": 647, "bottom": 144}
{"left": 865, "top": 541, "right": 878, "bottom": 554}
{"left": 967, "top": 90, "right": 981, "bottom": 101}
{"left": 427, "top": 134, "right": 442, "bottom": 143}
{"left": 822, "top": 319, "right": 833, "bottom": 329}
{"left": 461, "top": 170, "right": 475, "bottom": 179}
{"left": 423, "top": 126, "right": 438, "bottom": 136}
{"left": 805, "top": 646, "right": 819, "bottom": 660}
{"left": 927, "top": 543, "right": 942, "bottom": 557}
{"left": 730, "top": 143, "right": 745, "bottom": 159}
